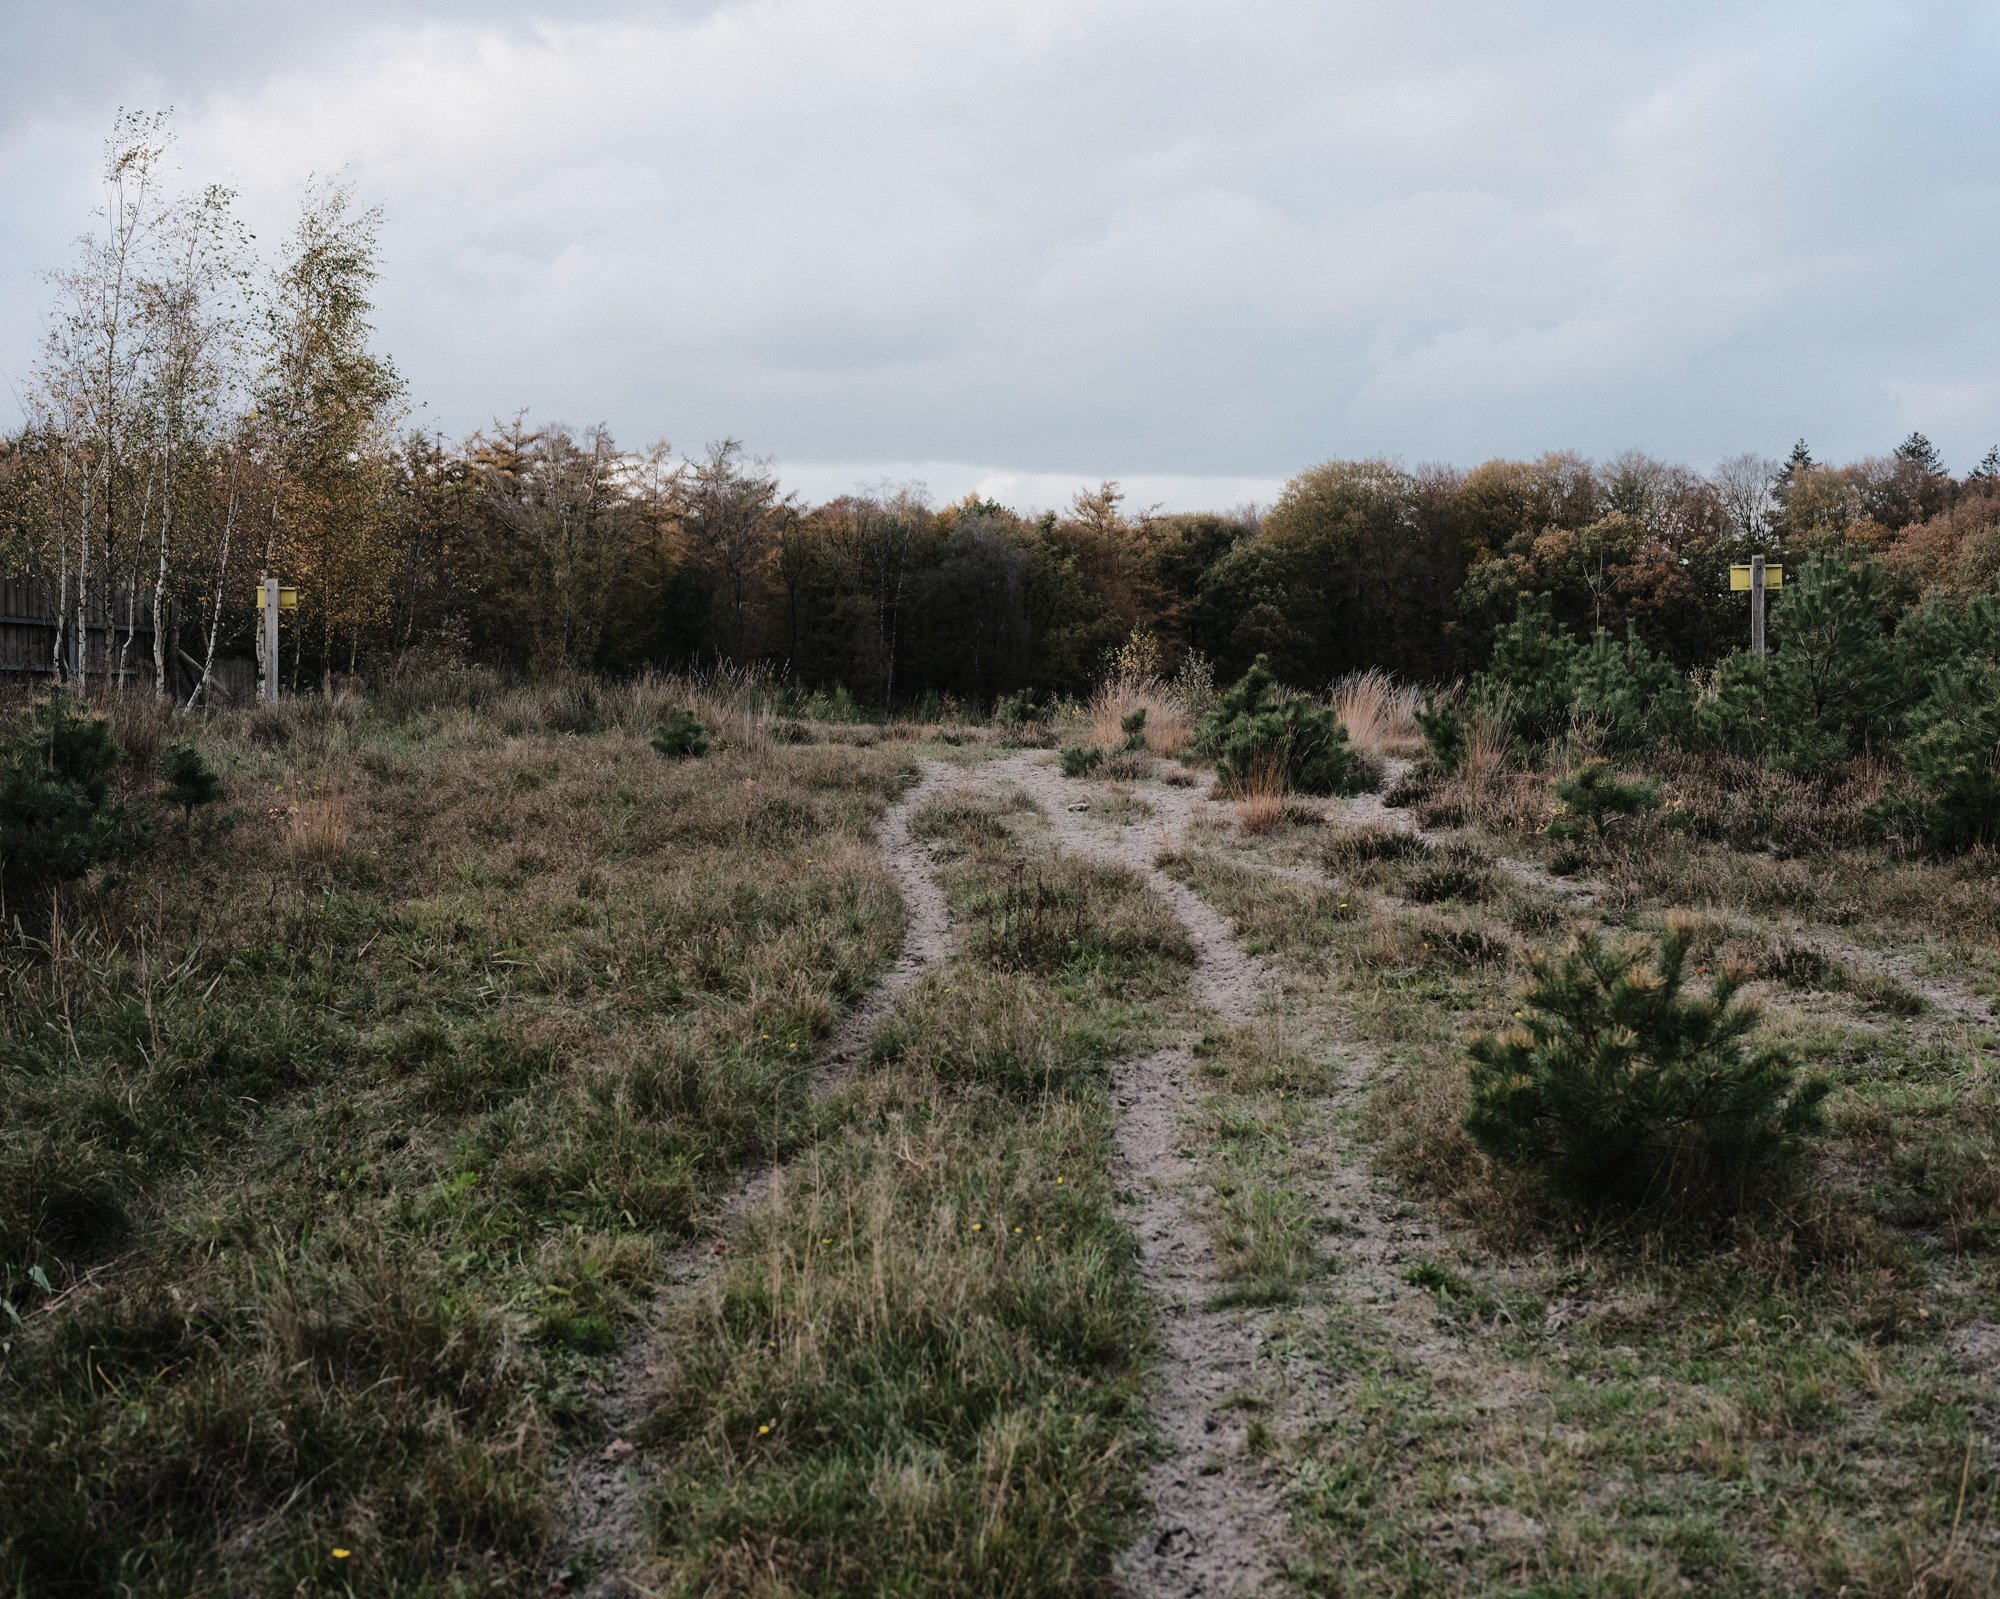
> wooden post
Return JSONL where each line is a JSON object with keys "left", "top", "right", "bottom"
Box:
{"left": 261, "top": 576, "right": 281, "bottom": 702}
{"left": 1750, "top": 554, "right": 1767, "bottom": 661}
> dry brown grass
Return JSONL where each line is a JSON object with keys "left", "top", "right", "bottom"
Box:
{"left": 1088, "top": 671, "right": 1193, "bottom": 757}
{"left": 277, "top": 778, "right": 354, "bottom": 870}
{"left": 1330, "top": 669, "right": 1423, "bottom": 763}
{"left": 1232, "top": 749, "right": 1289, "bottom": 832}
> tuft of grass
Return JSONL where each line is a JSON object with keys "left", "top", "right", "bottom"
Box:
{"left": 1089, "top": 670, "right": 1192, "bottom": 758}
{"left": 1233, "top": 748, "right": 1289, "bottom": 833}
{"left": 1330, "top": 668, "right": 1422, "bottom": 764}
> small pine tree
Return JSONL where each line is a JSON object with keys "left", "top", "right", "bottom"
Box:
{"left": 1545, "top": 761, "right": 1661, "bottom": 842}
{"left": 1568, "top": 625, "right": 1693, "bottom": 754}
{"left": 651, "top": 709, "right": 709, "bottom": 758}
{"left": 160, "top": 744, "right": 224, "bottom": 823}
{"left": 1119, "top": 707, "right": 1149, "bottom": 752}
{"left": 1694, "top": 649, "right": 1778, "bottom": 758}
{"left": 1416, "top": 692, "right": 1467, "bottom": 774}
{"left": 994, "top": 689, "right": 1045, "bottom": 726}
{"left": 1763, "top": 555, "right": 1899, "bottom": 773}
{"left": 1876, "top": 657, "right": 2000, "bottom": 850}
{"left": 1195, "top": 655, "right": 1358, "bottom": 796}
{"left": 1466, "top": 925, "right": 1827, "bottom": 1208}
{"left": 1059, "top": 744, "right": 1105, "bottom": 778}
{"left": 1475, "top": 595, "right": 1583, "bottom": 747}
{"left": 1970, "top": 445, "right": 2000, "bottom": 483}
{"left": 0, "top": 694, "right": 125, "bottom": 902}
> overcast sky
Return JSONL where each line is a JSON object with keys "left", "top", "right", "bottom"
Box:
{"left": 3, "top": 0, "right": 1997, "bottom": 510}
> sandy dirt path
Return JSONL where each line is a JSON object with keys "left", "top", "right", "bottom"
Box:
{"left": 552, "top": 758, "right": 957, "bottom": 1598}
{"left": 993, "top": 750, "right": 1297, "bottom": 1598}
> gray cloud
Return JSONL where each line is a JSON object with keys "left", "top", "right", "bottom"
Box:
{"left": 3, "top": 0, "right": 1998, "bottom": 508}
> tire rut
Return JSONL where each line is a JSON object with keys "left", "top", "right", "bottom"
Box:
{"left": 549, "top": 758, "right": 957, "bottom": 1597}
{"left": 995, "top": 751, "right": 1289, "bottom": 1597}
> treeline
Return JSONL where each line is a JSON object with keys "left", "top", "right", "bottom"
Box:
{"left": 4, "top": 114, "right": 1999, "bottom": 705}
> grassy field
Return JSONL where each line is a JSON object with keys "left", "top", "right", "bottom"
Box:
{"left": 1, "top": 679, "right": 920, "bottom": 1595}
{"left": 1157, "top": 753, "right": 2000, "bottom": 1596}
{"left": 3, "top": 677, "right": 1996, "bottom": 1597}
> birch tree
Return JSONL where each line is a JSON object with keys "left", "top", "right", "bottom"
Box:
{"left": 35, "top": 110, "right": 172, "bottom": 686}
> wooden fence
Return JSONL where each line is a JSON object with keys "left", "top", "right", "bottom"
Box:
{"left": 0, "top": 577, "right": 157, "bottom": 679}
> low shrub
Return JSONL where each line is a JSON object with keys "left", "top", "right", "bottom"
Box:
{"left": 652, "top": 708, "right": 710, "bottom": 758}
{"left": 1059, "top": 744, "right": 1104, "bottom": 779}
{"left": 1119, "top": 707, "right": 1148, "bottom": 752}
{"left": 1465, "top": 924, "right": 1827, "bottom": 1209}
{"left": 1402, "top": 842, "right": 1492, "bottom": 904}
{"left": 1323, "top": 824, "right": 1427, "bottom": 870}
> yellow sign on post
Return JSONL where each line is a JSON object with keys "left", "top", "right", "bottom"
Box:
{"left": 1728, "top": 565, "right": 1783, "bottom": 591}
{"left": 255, "top": 586, "right": 299, "bottom": 610}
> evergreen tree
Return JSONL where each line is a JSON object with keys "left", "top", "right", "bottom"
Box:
{"left": 1879, "top": 657, "right": 2000, "bottom": 850}
{"left": 1466, "top": 925, "right": 1827, "bottom": 1207}
{"left": 1546, "top": 760, "right": 1661, "bottom": 842}
{"left": 159, "top": 744, "right": 223, "bottom": 823}
{"left": 1894, "top": 431, "right": 1946, "bottom": 477}
{"left": 651, "top": 709, "right": 709, "bottom": 758}
{"left": 1416, "top": 692, "right": 1468, "bottom": 774}
{"left": 1568, "top": 624, "right": 1693, "bottom": 754}
{"left": 1195, "top": 655, "right": 1359, "bottom": 795}
{"left": 0, "top": 695, "right": 124, "bottom": 903}
{"left": 1764, "top": 555, "right": 1899, "bottom": 770}
{"left": 1475, "top": 594, "right": 1583, "bottom": 746}
{"left": 1694, "top": 649, "right": 1778, "bottom": 759}
{"left": 1969, "top": 445, "right": 2000, "bottom": 483}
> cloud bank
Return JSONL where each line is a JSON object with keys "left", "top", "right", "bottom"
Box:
{"left": 2, "top": 0, "right": 1997, "bottom": 508}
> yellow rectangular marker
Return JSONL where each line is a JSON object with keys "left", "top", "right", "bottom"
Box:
{"left": 255, "top": 586, "right": 300, "bottom": 610}
{"left": 1729, "top": 565, "right": 1783, "bottom": 591}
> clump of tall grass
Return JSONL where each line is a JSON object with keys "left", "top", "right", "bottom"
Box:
{"left": 275, "top": 777, "right": 354, "bottom": 870}
{"left": 1233, "top": 748, "right": 1290, "bottom": 832}
{"left": 1087, "top": 670, "right": 1192, "bottom": 758}
{"left": 1330, "top": 669, "right": 1422, "bottom": 764}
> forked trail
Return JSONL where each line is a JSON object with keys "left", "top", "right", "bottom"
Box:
{"left": 552, "top": 759, "right": 956, "bottom": 1597}
{"left": 998, "top": 750, "right": 1296, "bottom": 1598}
